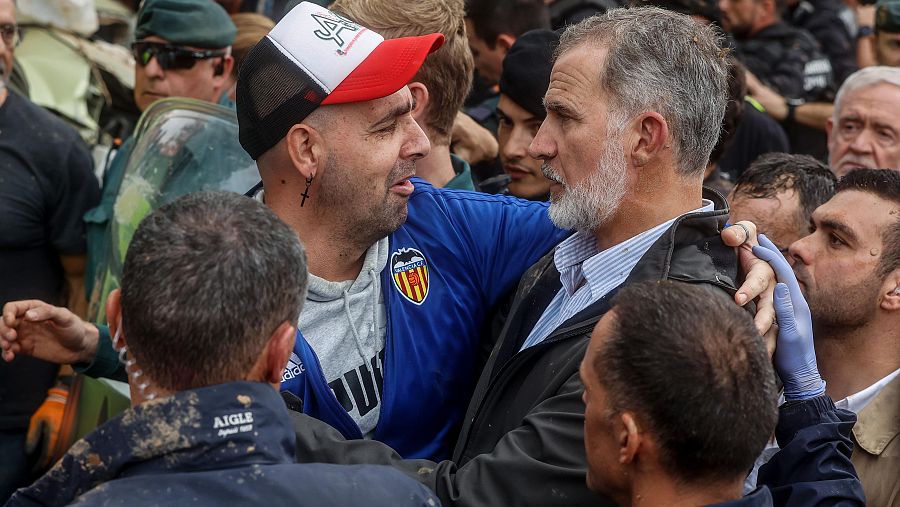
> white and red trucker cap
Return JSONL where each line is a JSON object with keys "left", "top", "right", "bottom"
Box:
{"left": 236, "top": 1, "right": 445, "bottom": 160}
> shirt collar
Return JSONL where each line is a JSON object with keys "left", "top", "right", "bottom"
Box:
{"left": 837, "top": 367, "right": 900, "bottom": 414}
{"left": 553, "top": 199, "right": 714, "bottom": 295}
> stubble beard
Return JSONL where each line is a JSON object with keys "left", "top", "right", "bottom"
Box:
{"left": 543, "top": 136, "right": 628, "bottom": 232}
{"left": 802, "top": 267, "right": 881, "bottom": 337}
{"left": 318, "top": 154, "right": 413, "bottom": 248}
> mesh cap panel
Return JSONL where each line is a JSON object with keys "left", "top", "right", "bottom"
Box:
{"left": 237, "top": 37, "right": 327, "bottom": 160}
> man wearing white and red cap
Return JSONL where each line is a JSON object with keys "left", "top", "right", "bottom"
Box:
{"left": 2, "top": 1, "right": 569, "bottom": 463}
{"left": 0, "top": 2, "right": 774, "bottom": 475}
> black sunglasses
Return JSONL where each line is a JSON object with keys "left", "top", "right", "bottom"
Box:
{"left": 131, "top": 41, "right": 226, "bottom": 71}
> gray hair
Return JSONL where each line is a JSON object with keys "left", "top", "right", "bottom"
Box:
{"left": 833, "top": 66, "right": 900, "bottom": 122}
{"left": 121, "top": 191, "right": 308, "bottom": 392}
{"left": 555, "top": 7, "right": 729, "bottom": 177}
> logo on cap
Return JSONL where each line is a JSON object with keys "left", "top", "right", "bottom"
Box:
{"left": 391, "top": 248, "right": 430, "bottom": 305}
{"left": 311, "top": 12, "right": 361, "bottom": 54}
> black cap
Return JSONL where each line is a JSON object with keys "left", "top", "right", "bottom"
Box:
{"left": 499, "top": 29, "right": 560, "bottom": 119}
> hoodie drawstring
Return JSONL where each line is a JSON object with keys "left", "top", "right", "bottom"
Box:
{"left": 342, "top": 267, "right": 380, "bottom": 361}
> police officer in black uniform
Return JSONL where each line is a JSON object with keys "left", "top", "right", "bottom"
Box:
{"left": 720, "top": 0, "right": 834, "bottom": 159}
{"left": 785, "top": 0, "right": 858, "bottom": 85}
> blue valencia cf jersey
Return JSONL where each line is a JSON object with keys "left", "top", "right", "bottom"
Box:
{"left": 280, "top": 178, "right": 568, "bottom": 460}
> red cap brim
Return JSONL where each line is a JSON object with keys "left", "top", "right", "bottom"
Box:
{"left": 321, "top": 33, "right": 445, "bottom": 105}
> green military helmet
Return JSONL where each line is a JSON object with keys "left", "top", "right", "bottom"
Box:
{"left": 135, "top": 0, "right": 237, "bottom": 48}
{"left": 877, "top": 0, "right": 900, "bottom": 34}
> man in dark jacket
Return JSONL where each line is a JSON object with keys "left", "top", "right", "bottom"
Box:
{"left": 286, "top": 8, "right": 789, "bottom": 506}
{"left": 581, "top": 277, "right": 864, "bottom": 506}
{"left": 720, "top": 0, "right": 835, "bottom": 157}
{"left": 5, "top": 192, "right": 439, "bottom": 507}
{"left": 785, "top": 0, "right": 857, "bottom": 86}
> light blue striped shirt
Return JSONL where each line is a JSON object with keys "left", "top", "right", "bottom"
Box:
{"left": 520, "top": 200, "right": 715, "bottom": 351}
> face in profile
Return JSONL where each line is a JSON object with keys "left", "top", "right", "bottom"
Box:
{"left": 528, "top": 44, "right": 628, "bottom": 232}
{"left": 464, "top": 19, "right": 506, "bottom": 84}
{"left": 788, "top": 190, "right": 892, "bottom": 330}
{"left": 132, "top": 35, "right": 230, "bottom": 111}
{"left": 827, "top": 82, "right": 900, "bottom": 177}
{"left": 580, "top": 312, "right": 629, "bottom": 498}
{"left": 497, "top": 94, "right": 550, "bottom": 200}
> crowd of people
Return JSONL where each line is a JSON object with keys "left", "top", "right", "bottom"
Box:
{"left": 0, "top": 0, "right": 897, "bottom": 505}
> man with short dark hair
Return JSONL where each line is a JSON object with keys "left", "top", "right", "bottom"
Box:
{"left": 730, "top": 153, "right": 836, "bottom": 250}
{"left": 787, "top": 169, "right": 900, "bottom": 503}
{"left": 5, "top": 192, "right": 439, "bottom": 507}
{"left": 463, "top": 0, "right": 550, "bottom": 85}
{"left": 496, "top": 29, "right": 558, "bottom": 200}
{"left": 581, "top": 279, "right": 864, "bottom": 505}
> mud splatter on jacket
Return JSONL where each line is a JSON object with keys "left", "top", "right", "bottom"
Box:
{"left": 6, "top": 381, "right": 440, "bottom": 507}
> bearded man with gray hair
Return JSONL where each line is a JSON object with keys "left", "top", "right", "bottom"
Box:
{"left": 287, "top": 7, "right": 788, "bottom": 506}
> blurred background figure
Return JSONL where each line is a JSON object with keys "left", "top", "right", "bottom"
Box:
{"left": 719, "top": 0, "right": 835, "bottom": 159}
{"left": 221, "top": 12, "right": 274, "bottom": 107}
{"left": 495, "top": 29, "right": 558, "bottom": 200}
{"left": 0, "top": 0, "right": 99, "bottom": 500}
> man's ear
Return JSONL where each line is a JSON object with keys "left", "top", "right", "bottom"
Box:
{"left": 618, "top": 411, "right": 643, "bottom": 465}
{"left": 629, "top": 112, "right": 669, "bottom": 168}
{"left": 496, "top": 33, "right": 516, "bottom": 53}
{"left": 879, "top": 270, "right": 900, "bottom": 312}
{"left": 262, "top": 321, "right": 297, "bottom": 385}
{"left": 825, "top": 117, "right": 834, "bottom": 146}
{"left": 286, "top": 123, "right": 324, "bottom": 181}
{"left": 210, "top": 55, "right": 236, "bottom": 94}
{"left": 408, "top": 82, "right": 430, "bottom": 125}
{"left": 106, "top": 289, "right": 124, "bottom": 347}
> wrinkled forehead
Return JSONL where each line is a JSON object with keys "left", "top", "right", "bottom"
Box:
{"left": 317, "top": 85, "right": 413, "bottom": 126}
{"left": 838, "top": 82, "right": 900, "bottom": 119}
{"left": 816, "top": 190, "right": 896, "bottom": 238}
{"left": 546, "top": 45, "right": 607, "bottom": 102}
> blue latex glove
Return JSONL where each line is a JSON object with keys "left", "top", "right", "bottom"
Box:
{"left": 752, "top": 234, "right": 826, "bottom": 401}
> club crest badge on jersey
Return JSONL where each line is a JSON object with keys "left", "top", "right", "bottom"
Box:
{"left": 391, "top": 248, "right": 430, "bottom": 305}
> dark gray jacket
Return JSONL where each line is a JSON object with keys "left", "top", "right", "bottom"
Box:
{"left": 290, "top": 190, "right": 739, "bottom": 506}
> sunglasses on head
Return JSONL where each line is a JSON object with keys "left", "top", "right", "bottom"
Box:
{"left": 131, "top": 41, "right": 226, "bottom": 71}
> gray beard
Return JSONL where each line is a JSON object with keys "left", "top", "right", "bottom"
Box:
{"left": 543, "top": 139, "right": 628, "bottom": 232}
